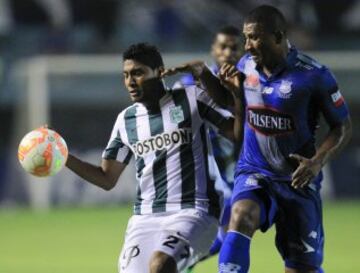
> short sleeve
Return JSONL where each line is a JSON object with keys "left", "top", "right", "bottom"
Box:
{"left": 195, "top": 86, "right": 233, "bottom": 128}
{"left": 102, "top": 114, "right": 133, "bottom": 164}
{"left": 314, "top": 67, "right": 349, "bottom": 127}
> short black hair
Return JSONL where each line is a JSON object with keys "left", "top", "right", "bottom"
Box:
{"left": 244, "top": 5, "right": 287, "bottom": 34}
{"left": 217, "top": 25, "right": 241, "bottom": 37}
{"left": 123, "top": 43, "right": 164, "bottom": 70}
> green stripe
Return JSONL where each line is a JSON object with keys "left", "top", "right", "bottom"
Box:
{"left": 148, "top": 113, "right": 168, "bottom": 213}
{"left": 103, "top": 131, "right": 123, "bottom": 159}
{"left": 200, "top": 125, "right": 221, "bottom": 218}
{"left": 124, "top": 105, "right": 143, "bottom": 214}
{"left": 172, "top": 89, "right": 196, "bottom": 209}
{"left": 197, "top": 101, "right": 226, "bottom": 127}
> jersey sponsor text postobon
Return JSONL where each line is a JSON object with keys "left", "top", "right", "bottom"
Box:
{"left": 132, "top": 128, "right": 192, "bottom": 157}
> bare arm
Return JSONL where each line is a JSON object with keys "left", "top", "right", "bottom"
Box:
{"left": 66, "top": 154, "right": 127, "bottom": 191}
{"left": 313, "top": 117, "right": 352, "bottom": 165}
{"left": 217, "top": 117, "right": 235, "bottom": 141}
{"left": 162, "top": 61, "right": 234, "bottom": 107}
{"left": 198, "top": 65, "right": 234, "bottom": 108}
{"left": 290, "top": 117, "right": 352, "bottom": 188}
{"left": 218, "top": 64, "right": 246, "bottom": 143}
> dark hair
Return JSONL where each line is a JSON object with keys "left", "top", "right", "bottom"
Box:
{"left": 217, "top": 25, "right": 241, "bottom": 37}
{"left": 123, "top": 43, "right": 164, "bottom": 70}
{"left": 244, "top": 5, "right": 287, "bottom": 34}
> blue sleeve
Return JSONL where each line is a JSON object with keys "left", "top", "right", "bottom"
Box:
{"left": 236, "top": 55, "right": 248, "bottom": 73}
{"left": 313, "top": 67, "right": 349, "bottom": 127}
{"left": 180, "top": 73, "right": 196, "bottom": 86}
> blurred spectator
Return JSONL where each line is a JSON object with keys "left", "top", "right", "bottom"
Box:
{"left": 10, "top": 0, "right": 71, "bottom": 53}
{"left": 71, "top": 0, "right": 120, "bottom": 50}
{"left": 312, "top": 0, "right": 356, "bottom": 34}
{"left": 0, "top": 0, "right": 13, "bottom": 49}
{"left": 154, "top": 0, "right": 184, "bottom": 45}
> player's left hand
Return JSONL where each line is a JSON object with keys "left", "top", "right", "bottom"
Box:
{"left": 161, "top": 60, "right": 206, "bottom": 78}
{"left": 289, "top": 154, "right": 322, "bottom": 189}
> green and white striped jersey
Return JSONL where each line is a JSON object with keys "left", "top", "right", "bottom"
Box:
{"left": 102, "top": 86, "right": 233, "bottom": 218}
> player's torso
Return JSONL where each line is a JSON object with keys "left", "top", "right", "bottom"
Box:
{"left": 239, "top": 54, "right": 319, "bottom": 179}
{"left": 119, "top": 89, "right": 221, "bottom": 216}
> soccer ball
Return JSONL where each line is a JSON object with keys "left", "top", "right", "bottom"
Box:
{"left": 18, "top": 127, "right": 68, "bottom": 177}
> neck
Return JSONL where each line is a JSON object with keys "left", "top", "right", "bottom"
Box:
{"left": 262, "top": 45, "right": 289, "bottom": 77}
{"left": 141, "top": 78, "right": 166, "bottom": 113}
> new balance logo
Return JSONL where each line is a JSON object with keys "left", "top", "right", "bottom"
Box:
{"left": 219, "top": 263, "right": 241, "bottom": 273}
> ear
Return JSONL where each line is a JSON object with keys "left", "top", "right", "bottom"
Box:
{"left": 155, "top": 66, "right": 164, "bottom": 77}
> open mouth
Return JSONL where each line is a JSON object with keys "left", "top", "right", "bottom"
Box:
{"left": 129, "top": 89, "right": 140, "bottom": 95}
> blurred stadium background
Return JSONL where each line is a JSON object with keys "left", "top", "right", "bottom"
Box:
{"left": 0, "top": 1, "right": 359, "bottom": 272}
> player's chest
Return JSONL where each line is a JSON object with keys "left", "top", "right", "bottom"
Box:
{"left": 243, "top": 72, "right": 311, "bottom": 113}
{"left": 123, "top": 100, "right": 196, "bottom": 147}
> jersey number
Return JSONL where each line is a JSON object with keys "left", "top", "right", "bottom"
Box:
{"left": 163, "top": 235, "right": 190, "bottom": 259}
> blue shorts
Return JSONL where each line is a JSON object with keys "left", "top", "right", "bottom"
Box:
{"left": 232, "top": 173, "right": 324, "bottom": 271}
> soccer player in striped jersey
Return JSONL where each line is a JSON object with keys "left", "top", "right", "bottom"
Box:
{"left": 65, "top": 43, "right": 236, "bottom": 273}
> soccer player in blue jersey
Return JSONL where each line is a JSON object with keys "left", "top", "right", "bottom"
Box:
{"left": 215, "top": 5, "right": 352, "bottom": 273}
{"left": 164, "top": 5, "right": 352, "bottom": 273}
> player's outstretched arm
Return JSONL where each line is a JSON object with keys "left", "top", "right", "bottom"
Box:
{"left": 162, "top": 61, "right": 233, "bottom": 107}
{"left": 290, "top": 117, "right": 352, "bottom": 189}
{"left": 66, "top": 154, "right": 126, "bottom": 190}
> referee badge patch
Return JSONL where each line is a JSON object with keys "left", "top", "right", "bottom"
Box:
{"left": 170, "top": 106, "right": 184, "bottom": 123}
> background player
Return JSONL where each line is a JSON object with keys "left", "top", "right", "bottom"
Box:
{"left": 174, "top": 25, "right": 244, "bottom": 260}
{"left": 65, "top": 43, "right": 235, "bottom": 273}
{"left": 213, "top": 5, "right": 352, "bottom": 273}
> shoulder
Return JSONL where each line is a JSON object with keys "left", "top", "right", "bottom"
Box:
{"left": 293, "top": 50, "right": 337, "bottom": 85}
{"left": 119, "top": 104, "right": 139, "bottom": 120}
{"left": 294, "top": 51, "right": 325, "bottom": 72}
{"left": 237, "top": 53, "right": 253, "bottom": 72}
{"left": 171, "top": 85, "right": 200, "bottom": 97}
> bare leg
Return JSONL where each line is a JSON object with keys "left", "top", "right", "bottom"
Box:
{"left": 149, "top": 251, "right": 177, "bottom": 273}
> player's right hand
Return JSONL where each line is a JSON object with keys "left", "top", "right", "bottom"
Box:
{"left": 161, "top": 61, "right": 206, "bottom": 78}
{"left": 218, "top": 63, "right": 244, "bottom": 97}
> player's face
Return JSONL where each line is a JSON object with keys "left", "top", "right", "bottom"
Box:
{"left": 123, "top": 60, "right": 160, "bottom": 102}
{"left": 211, "top": 33, "right": 243, "bottom": 66}
{"left": 243, "top": 23, "right": 278, "bottom": 67}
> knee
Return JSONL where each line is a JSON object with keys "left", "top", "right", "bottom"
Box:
{"left": 149, "top": 251, "right": 177, "bottom": 273}
{"left": 229, "top": 200, "right": 261, "bottom": 236}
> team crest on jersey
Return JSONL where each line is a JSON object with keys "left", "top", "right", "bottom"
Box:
{"left": 278, "top": 80, "right": 292, "bottom": 98}
{"left": 170, "top": 106, "right": 184, "bottom": 123}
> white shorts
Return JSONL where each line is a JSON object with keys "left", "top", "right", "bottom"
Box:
{"left": 118, "top": 209, "right": 218, "bottom": 273}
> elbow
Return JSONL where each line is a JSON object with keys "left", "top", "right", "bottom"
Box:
{"left": 101, "top": 177, "right": 118, "bottom": 191}
{"left": 102, "top": 182, "right": 116, "bottom": 191}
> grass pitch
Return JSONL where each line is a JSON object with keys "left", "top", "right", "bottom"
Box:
{"left": 0, "top": 201, "right": 359, "bottom": 273}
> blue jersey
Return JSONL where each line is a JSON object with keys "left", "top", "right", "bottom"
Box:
{"left": 236, "top": 47, "right": 349, "bottom": 184}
